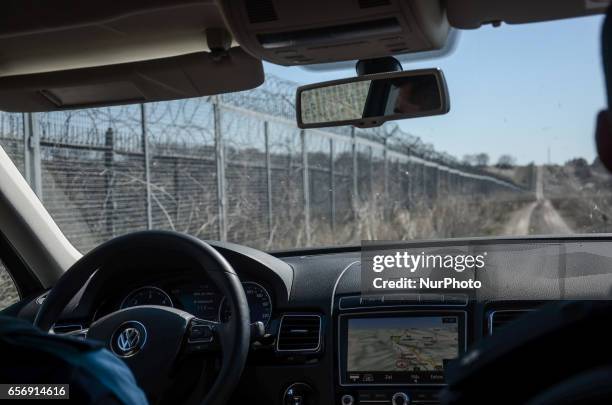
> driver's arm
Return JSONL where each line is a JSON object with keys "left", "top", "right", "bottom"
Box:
{"left": 0, "top": 315, "right": 148, "bottom": 405}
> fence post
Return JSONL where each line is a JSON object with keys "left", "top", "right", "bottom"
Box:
{"left": 213, "top": 98, "right": 227, "bottom": 242}
{"left": 420, "top": 163, "right": 426, "bottom": 200}
{"left": 383, "top": 138, "right": 388, "bottom": 202}
{"left": 442, "top": 169, "right": 446, "bottom": 196}
{"left": 435, "top": 166, "right": 440, "bottom": 200}
{"left": 301, "top": 129, "right": 311, "bottom": 245}
{"left": 406, "top": 160, "right": 413, "bottom": 208}
{"left": 23, "top": 112, "right": 42, "bottom": 198}
{"left": 173, "top": 157, "right": 180, "bottom": 220}
{"left": 351, "top": 127, "right": 359, "bottom": 211}
{"left": 329, "top": 138, "right": 335, "bottom": 236}
{"left": 264, "top": 121, "right": 273, "bottom": 241}
{"left": 104, "top": 128, "right": 115, "bottom": 237}
{"left": 140, "top": 104, "right": 153, "bottom": 230}
{"left": 369, "top": 146, "right": 374, "bottom": 198}
{"left": 421, "top": 164, "right": 426, "bottom": 200}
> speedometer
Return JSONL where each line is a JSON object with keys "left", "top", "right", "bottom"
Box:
{"left": 121, "top": 286, "right": 173, "bottom": 309}
{"left": 219, "top": 282, "right": 272, "bottom": 327}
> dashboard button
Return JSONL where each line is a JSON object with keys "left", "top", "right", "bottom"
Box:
{"left": 283, "top": 383, "right": 313, "bottom": 405}
{"left": 413, "top": 391, "right": 437, "bottom": 402}
{"left": 445, "top": 294, "right": 468, "bottom": 305}
{"left": 373, "top": 392, "right": 390, "bottom": 401}
{"left": 340, "top": 394, "right": 354, "bottom": 405}
{"left": 360, "top": 296, "right": 384, "bottom": 306}
{"left": 384, "top": 293, "right": 420, "bottom": 305}
{"left": 188, "top": 321, "right": 214, "bottom": 343}
{"left": 339, "top": 297, "right": 361, "bottom": 309}
{"left": 391, "top": 392, "right": 410, "bottom": 405}
{"left": 419, "top": 293, "right": 444, "bottom": 304}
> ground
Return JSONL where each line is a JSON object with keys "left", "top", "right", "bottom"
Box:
{"left": 503, "top": 166, "right": 573, "bottom": 235}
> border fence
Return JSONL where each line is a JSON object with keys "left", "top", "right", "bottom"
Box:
{"left": 0, "top": 75, "right": 526, "bottom": 252}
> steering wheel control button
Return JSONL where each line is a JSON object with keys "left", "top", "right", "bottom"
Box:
{"left": 110, "top": 321, "right": 147, "bottom": 358}
{"left": 391, "top": 392, "right": 410, "bottom": 405}
{"left": 340, "top": 394, "right": 354, "bottom": 405}
{"left": 186, "top": 319, "right": 221, "bottom": 353}
{"left": 188, "top": 323, "right": 214, "bottom": 343}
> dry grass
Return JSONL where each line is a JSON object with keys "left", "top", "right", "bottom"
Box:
{"left": 0, "top": 264, "right": 19, "bottom": 310}
{"left": 291, "top": 192, "right": 535, "bottom": 248}
{"left": 545, "top": 163, "right": 612, "bottom": 233}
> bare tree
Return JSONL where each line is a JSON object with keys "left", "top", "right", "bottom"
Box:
{"left": 462, "top": 154, "right": 475, "bottom": 166}
{"left": 474, "top": 153, "right": 490, "bottom": 167}
{"left": 496, "top": 154, "right": 517, "bottom": 169}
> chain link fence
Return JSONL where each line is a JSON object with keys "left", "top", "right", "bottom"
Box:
{"left": 0, "top": 75, "right": 527, "bottom": 253}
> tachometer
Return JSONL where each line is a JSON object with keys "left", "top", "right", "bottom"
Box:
{"left": 219, "top": 282, "right": 272, "bottom": 327}
{"left": 121, "top": 286, "right": 173, "bottom": 309}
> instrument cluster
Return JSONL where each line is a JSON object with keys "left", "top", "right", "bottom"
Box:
{"left": 120, "top": 281, "right": 273, "bottom": 327}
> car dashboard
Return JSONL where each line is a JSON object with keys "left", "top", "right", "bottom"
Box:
{"left": 13, "top": 236, "right": 612, "bottom": 405}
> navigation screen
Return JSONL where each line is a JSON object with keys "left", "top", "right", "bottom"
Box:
{"left": 345, "top": 316, "right": 459, "bottom": 384}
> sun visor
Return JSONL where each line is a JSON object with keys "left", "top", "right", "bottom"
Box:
{"left": 0, "top": 48, "right": 264, "bottom": 112}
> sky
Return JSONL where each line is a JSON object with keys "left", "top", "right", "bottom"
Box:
{"left": 264, "top": 15, "right": 607, "bottom": 165}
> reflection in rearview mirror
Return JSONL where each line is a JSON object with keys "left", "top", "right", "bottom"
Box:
{"left": 296, "top": 68, "right": 449, "bottom": 129}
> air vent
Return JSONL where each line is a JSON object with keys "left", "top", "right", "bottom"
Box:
{"left": 276, "top": 314, "right": 322, "bottom": 352}
{"left": 488, "top": 310, "right": 532, "bottom": 335}
{"left": 245, "top": 0, "right": 278, "bottom": 24}
{"left": 359, "top": 0, "right": 391, "bottom": 8}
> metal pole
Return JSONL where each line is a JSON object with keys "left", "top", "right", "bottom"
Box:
{"left": 329, "top": 138, "right": 335, "bottom": 236}
{"left": 213, "top": 98, "right": 227, "bottom": 241}
{"left": 173, "top": 157, "right": 180, "bottom": 219}
{"left": 406, "top": 161, "right": 412, "bottom": 208}
{"left": 351, "top": 127, "right": 358, "bottom": 209}
{"left": 23, "top": 112, "right": 42, "bottom": 198}
{"left": 264, "top": 121, "right": 273, "bottom": 239}
{"left": 435, "top": 167, "right": 440, "bottom": 200}
{"left": 368, "top": 146, "right": 374, "bottom": 198}
{"left": 301, "top": 129, "right": 311, "bottom": 246}
{"left": 141, "top": 104, "right": 153, "bottom": 230}
{"left": 420, "top": 163, "right": 426, "bottom": 200}
{"left": 104, "top": 128, "right": 116, "bottom": 237}
{"left": 383, "top": 138, "right": 388, "bottom": 202}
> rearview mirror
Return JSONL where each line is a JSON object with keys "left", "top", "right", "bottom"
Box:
{"left": 296, "top": 68, "right": 449, "bottom": 129}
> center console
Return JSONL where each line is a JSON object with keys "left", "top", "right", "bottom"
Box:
{"left": 334, "top": 294, "right": 469, "bottom": 404}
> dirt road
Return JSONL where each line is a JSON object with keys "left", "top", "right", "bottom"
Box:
{"left": 503, "top": 166, "right": 573, "bottom": 235}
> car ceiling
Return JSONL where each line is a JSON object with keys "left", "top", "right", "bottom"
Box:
{"left": 0, "top": 0, "right": 607, "bottom": 112}
{"left": 1, "top": 0, "right": 607, "bottom": 77}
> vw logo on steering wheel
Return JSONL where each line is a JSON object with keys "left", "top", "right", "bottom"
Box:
{"left": 111, "top": 321, "right": 147, "bottom": 357}
{"left": 118, "top": 328, "right": 140, "bottom": 351}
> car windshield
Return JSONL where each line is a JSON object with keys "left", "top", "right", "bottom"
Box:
{"left": 0, "top": 15, "right": 607, "bottom": 253}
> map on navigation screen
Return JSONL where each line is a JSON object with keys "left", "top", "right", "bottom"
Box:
{"left": 347, "top": 317, "right": 458, "bottom": 373}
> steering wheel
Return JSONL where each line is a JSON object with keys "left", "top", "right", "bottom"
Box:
{"left": 34, "top": 231, "right": 251, "bottom": 405}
